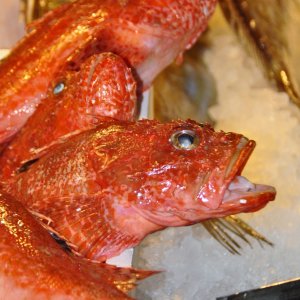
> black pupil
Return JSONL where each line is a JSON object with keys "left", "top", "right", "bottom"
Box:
{"left": 178, "top": 133, "right": 194, "bottom": 147}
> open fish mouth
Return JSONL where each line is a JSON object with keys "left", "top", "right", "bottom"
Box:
{"left": 221, "top": 137, "right": 276, "bottom": 212}
{"left": 221, "top": 175, "right": 276, "bottom": 212}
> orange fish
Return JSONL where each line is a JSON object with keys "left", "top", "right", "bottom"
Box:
{"left": 0, "top": 190, "right": 154, "bottom": 299}
{"left": 4, "top": 119, "right": 276, "bottom": 262}
{"left": 0, "top": 52, "right": 137, "bottom": 179}
{"left": 0, "top": 0, "right": 217, "bottom": 144}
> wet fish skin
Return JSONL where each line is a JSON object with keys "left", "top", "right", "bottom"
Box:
{"left": 0, "top": 52, "right": 137, "bottom": 180}
{"left": 4, "top": 119, "right": 275, "bottom": 262}
{"left": 0, "top": 0, "right": 217, "bottom": 144}
{"left": 0, "top": 190, "right": 154, "bottom": 299}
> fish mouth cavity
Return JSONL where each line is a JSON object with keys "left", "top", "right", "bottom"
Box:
{"left": 222, "top": 138, "right": 276, "bottom": 205}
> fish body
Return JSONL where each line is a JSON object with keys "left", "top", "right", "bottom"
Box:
{"left": 0, "top": 190, "right": 153, "bottom": 299}
{"left": 4, "top": 119, "right": 276, "bottom": 262}
{"left": 0, "top": 52, "right": 137, "bottom": 179}
{"left": 0, "top": 0, "right": 217, "bottom": 144}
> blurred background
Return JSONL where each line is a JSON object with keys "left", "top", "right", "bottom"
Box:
{"left": 0, "top": 0, "right": 24, "bottom": 48}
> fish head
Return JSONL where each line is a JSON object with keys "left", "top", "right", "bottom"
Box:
{"left": 96, "top": 119, "right": 275, "bottom": 227}
{"left": 50, "top": 52, "right": 137, "bottom": 121}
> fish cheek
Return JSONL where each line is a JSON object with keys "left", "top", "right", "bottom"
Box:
{"left": 133, "top": 167, "right": 184, "bottom": 211}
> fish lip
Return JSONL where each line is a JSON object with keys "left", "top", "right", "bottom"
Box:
{"left": 198, "top": 138, "right": 256, "bottom": 209}
{"left": 220, "top": 138, "right": 256, "bottom": 200}
{"left": 222, "top": 183, "right": 276, "bottom": 204}
{"left": 220, "top": 137, "right": 276, "bottom": 208}
{"left": 225, "top": 138, "right": 256, "bottom": 183}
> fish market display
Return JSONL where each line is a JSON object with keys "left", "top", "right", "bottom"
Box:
{"left": 0, "top": 0, "right": 278, "bottom": 298}
{"left": 0, "top": 190, "right": 153, "bottom": 299}
{"left": 3, "top": 119, "right": 275, "bottom": 262}
{"left": 0, "top": 0, "right": 217, "bottom": 144}
{"left": 0, "top": 52, "right": 137, "bottom": 179}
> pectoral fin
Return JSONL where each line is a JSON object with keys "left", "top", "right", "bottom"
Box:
{"left": 30, "top": 194, "right": 141, "bottom": 262}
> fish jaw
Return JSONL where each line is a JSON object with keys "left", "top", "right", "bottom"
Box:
{"left": 178, "top": 184, "right": 275, "bottom": 223}
{"left": 195, "top": 137, "right": 256, "bottom": 209}
{"left": 189, "top": 179, "right": 275, "bottom": 222}
{"left": 135, "top": 177, "right": 275, "bottom": 227}
{"left": 199, "top": 137, "right": 276, "bottom": 215}
{"left": 221, "top": 178, "right": 276, "bottom": 213}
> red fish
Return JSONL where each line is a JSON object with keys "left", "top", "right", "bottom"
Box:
{"left": 4, "top": 119, "right": 276, "bottom": 262}
{"left": 0, "top": 52, "right": 137, "bottom": 179}
{"left": 0, "top": 0, "right": 217, "bottom": 144}
{"left": 0, "top": 190, "right": 154, "bottom": 299}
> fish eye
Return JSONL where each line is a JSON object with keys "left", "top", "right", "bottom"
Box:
{"left": 53, "top": 82, "right": 65, "bottom": 94}
{"left": 170, "top": 130, "right": 200, "bottom": 150}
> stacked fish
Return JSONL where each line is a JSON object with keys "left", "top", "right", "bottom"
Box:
{"left": 0, "top": 0, "right": 276, "bottom": 298}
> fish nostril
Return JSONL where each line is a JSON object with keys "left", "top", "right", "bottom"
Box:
{"left": 67, "top": 61, "right": 81, "bottom": 71}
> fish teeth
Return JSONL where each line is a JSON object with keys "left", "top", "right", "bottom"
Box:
{"left": 239, "top": 198, "right": 248, "bottom": 204}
